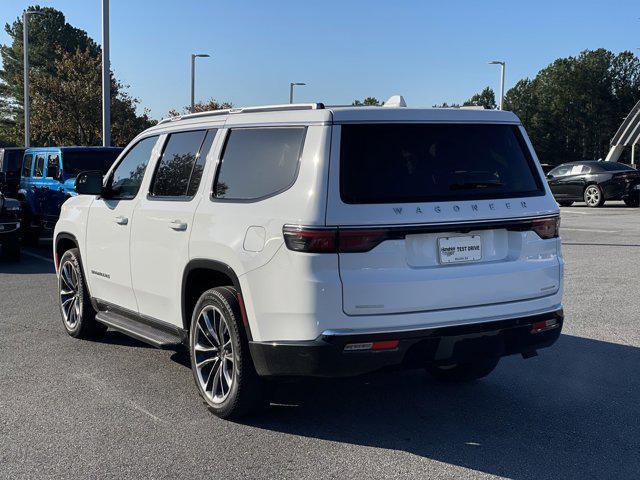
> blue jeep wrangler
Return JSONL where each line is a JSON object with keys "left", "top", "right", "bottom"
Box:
{"left": 19, "top": 146, "right": 122, "bottom": 244}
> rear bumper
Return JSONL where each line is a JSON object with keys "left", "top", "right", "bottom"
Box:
{"left": 249, "top": 309, "right": 563, "bottom": 377}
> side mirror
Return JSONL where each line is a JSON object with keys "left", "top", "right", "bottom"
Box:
{"left": 75, "top": 170, "right": 103, "bottom": 195}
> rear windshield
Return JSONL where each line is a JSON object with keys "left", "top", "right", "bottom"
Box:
{"left": 62, "top": 149, "right": 122, "bottom": 176}
{"left": 595, "top": 162, "right": 634, "bottom": 172}
{"left": 2, "top": 150, "right": 24, "bottom": 171}
{"left": 340, "top": 124, "right": 544, "bottom": 204}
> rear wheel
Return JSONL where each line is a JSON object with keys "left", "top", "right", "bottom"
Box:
{"left": 426, "top": 357, "right": 500, "bottom": 382}
{"left": 57, "top": 248, "right": 106, "bottom": 339}
{"left": 558, "top": 200, "right": 574, "bottom": 207}
{"left": 623, "top": 196, "right": 639, "bottom": 207}
{"left": 189, "top": 287, "right": 269, "bottom": 419}
{"left": 584, "top": 185, "right": 605, "bottom": 208}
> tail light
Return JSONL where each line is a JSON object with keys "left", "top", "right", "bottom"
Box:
{"left": 531, "top": 216, "right": 560, "bottom": 239}
{"left": 283, "top": 226, "right": 391, "bottom": 253}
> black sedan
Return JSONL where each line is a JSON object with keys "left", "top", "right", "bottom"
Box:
{"left": 546, "top": 161, "right": 640, "bottom": 208}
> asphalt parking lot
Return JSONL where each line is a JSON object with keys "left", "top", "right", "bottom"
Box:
{"left": 1, "top": 203, "right": 638, "bottom": 480}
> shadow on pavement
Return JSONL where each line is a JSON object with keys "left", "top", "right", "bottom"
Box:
{"left": 243, "top": 334, "right": 638, "bottom": 479}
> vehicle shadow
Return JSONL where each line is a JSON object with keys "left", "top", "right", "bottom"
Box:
{"left": 243, "top": 334, "right": 638, "bottom": 479}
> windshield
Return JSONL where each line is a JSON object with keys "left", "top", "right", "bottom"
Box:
{"left": 62, "top": 149, "right": 122, "bottom": 176}
{"left": 340, "top": 123, "right": 544, "bottom": 204}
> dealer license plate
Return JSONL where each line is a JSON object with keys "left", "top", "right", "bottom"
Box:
{"left": 437, "top": 235, "right": 482, "bottom": 264}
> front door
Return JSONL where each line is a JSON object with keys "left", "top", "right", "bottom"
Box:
{"left": 131, "top": 128, "right": 218, "bottom": 326}
{"left": 43, "top": 152, "right": 65, "bottom": 225}
{"left": 84, "top": 136, "right": 160, "bottom": 312}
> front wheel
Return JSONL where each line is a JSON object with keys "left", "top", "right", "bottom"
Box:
{"left": 558, "top": 200, "right": 574, "bottom": 207}
{"left": 584, "top": 185, "right": 605, "bottom": 208}
{"left": 623, "top": 196, "right": 639, "bottom": 207}
{"left": 57, "top": 248, "right": 106, "bottom": 339}
{"left": 425, "top": 357, "right": 500, "bottom": 382}
{"left": 189, "top": 287, "right": 269, "bottom": 419}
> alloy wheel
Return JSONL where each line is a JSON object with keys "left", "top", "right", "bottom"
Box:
{"left": 59, "top": 260, "right": 81, "bottom": 330}
{"left": 193, "top": 305, "right": 235, "bottom": 404}
{"left": 585, "top": 186, "right": 600, "bottom": 206}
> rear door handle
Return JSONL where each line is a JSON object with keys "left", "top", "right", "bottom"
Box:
{"left": 169, "top": 220, "right": 187, "bottom": 231}
{"left": 115, "top": 215, "right": 128, "bottom": 225}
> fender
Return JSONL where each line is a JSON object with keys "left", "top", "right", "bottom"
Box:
{"left": 54, "top": 232, "right": 79, "bottom": 271}
{"left": 181, "top": 259, "right": 253, "bottom": 340}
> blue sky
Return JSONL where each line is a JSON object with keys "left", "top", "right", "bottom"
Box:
{"left": 1, "top": 0, "right": 638, "bottom": 119}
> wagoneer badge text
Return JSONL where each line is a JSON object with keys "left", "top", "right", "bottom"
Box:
{"left": 393, "top": 201, "right": 529, "bottom": 215}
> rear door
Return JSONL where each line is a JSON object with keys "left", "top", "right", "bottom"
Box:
{"left": 131, "top": 128, "right": 219, "bottom": 326}
{"left": 327, "top": 122, "right": 561, "bottom": 317}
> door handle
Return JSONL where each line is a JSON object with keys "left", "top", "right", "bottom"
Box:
{"left": 115, "top": 215, "right": 129, "bottom": 225}
{"left": 169, "top": 220, "right": 187, "bottom": 231}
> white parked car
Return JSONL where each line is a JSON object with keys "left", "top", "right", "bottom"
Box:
{"left": 54, "top": 102, "right": 564, "bottom": 418}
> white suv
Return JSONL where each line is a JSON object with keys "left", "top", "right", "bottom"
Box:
{"left": 54, "top": 102, "right": 564, "bottom": 418}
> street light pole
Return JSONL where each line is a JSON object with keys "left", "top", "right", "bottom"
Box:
{"left": 102, "top": 0, "right": 110, "bottom": 146}
{"left": 190, "top": 53, "right": 210, "bottom": 113}
{"left": 22, "top": 9, "right": 44, "bottom": 148}
{"left": 488, "top": 60, "right": 505, "bottom": 110}
{"left": 289, "top": 82, "right": 306, "bottom": 104}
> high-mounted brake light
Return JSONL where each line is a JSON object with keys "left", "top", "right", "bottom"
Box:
{"left": 531, "top": 216, "right": 560, "bottom": 239}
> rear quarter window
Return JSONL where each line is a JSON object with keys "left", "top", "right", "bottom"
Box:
{"left": 213, "top": 127, "right": 306, "bottom": 201}
{"left": 340, "top": 123, "right": 544, "bottom": 204}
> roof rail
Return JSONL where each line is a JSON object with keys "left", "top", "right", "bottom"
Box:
{"left": 157, "top": 109, "right": 231, "bottom": 125}
{"left": 229, "top": 103, "right": 324, "bottom": 114}
{"left": 156, "top": 103, "right": 325, "bottom": 125}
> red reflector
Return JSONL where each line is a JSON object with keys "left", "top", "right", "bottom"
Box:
{"left": 531, "top": 319, "right": 559, "bottom": 333}
{"left": 371, "top": 340, "right": 399, "bottom": 350}
{"left": 338, "top": 229, "right": 390, "bottom": 253}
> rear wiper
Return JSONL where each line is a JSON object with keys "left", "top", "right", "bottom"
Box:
{"left": 449, "top": 181, "right": 505, "bottom": 190}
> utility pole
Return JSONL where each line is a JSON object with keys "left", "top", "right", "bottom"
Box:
{"left": 488, "top": 60, "right": 505, "bottom": 110}
{"left": 22, "top": 9, "right": 44, "bottom": 147}
{"left": 289, "top": 82, "right": 306, "bottom": 104}
{"left": 102, "top": 0, "right": 110, "bottom": 146}
{"left": 190, "top": 53, "right": 210, "bottom": 113}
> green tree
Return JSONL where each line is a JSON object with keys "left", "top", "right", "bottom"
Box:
{"left": 352, "top": 97, "right": 382, "bottom": 106}
{"left": 168, "top": 98, "right": 233, "bottom": 117}
{"left": 505, "top": 49, "right": 640, "bottom": 165}
{"left": 463, "top": 87, "right": 497, "bottom": 109}
{"left": 0, "top": 6, "right": 153, "bottom": 146}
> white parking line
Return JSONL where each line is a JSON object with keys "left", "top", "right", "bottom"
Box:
{"left": 560, "top": 210, "right": 590, "bottom": 214}
{"left": 22, "top": 250, "right": 55, "bottom": 265}
{"left": 562, "top": 228, "right": 619, "bottom": 233}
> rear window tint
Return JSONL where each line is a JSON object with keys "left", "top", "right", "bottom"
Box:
{"left": 340, "top": 124, "right": 544, "bottom": 204}
{"left": 595, "top": 162, "right": 634, "bottom": 172}
{"left": 214, "top": 127, "right": 305, "bottom": 200}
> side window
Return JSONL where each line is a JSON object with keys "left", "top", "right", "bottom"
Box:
{"left": 109, "top": 136, "right": 158, "bottom": 200}
{"left": 214, "top": 127, "right": 306, "bottom": 200}
{"left": 34, "top": 154, "right": 45, "bottom": 177}
{"left": 22, "top": 154, "right": 33, "bottom": 177}
{"left": 46, "top": 154, "right": 60, "bottom": 179}
{"left": 150, "top": 129, "right": 216, "bottom": 198}
{"left": 569, "top": 164, "right": 583, "bottom": 175}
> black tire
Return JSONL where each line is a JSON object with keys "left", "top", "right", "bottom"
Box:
{"left": 425, "top": 357, "right": 500, "bottom": 382}
{"left": 189, "top": 287, "right": 269, "bottom": 419}
{"left": 583, "top": 184, "right": 605, "bottom": 208}
{"left": 558, "top": 200, "right": 574, "bottom": 207}
{"left": 623, "top": 196, "right": 640, "bottom": 207}
{"left": 57, "top": 248, "right": 106, "bottom": 339}
{"left": 2, "top": 237, "right": 21, "bottom": 261}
